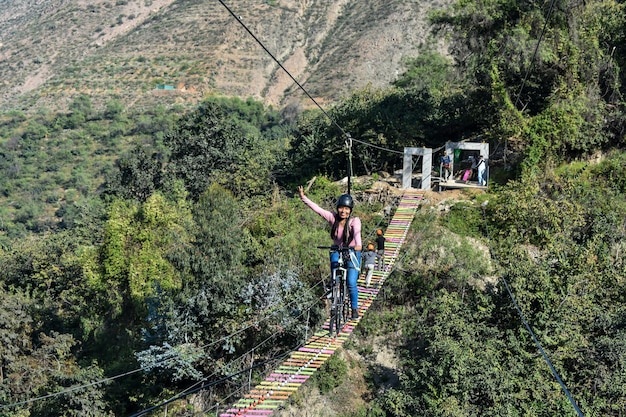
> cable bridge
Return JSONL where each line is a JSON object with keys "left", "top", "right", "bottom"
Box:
{"left": 219, "top": 190, "right": 423, "bottom": 417}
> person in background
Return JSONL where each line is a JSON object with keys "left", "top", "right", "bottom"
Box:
{"left": 440, "top": 150, "right": 452, "bottom": 183}
{"left": 362, "top": 243, "right": 382, "bottom": 288}
{"left": 376, "top": 229, "right": 386, "bottom": 271}
{"left": 298, "top": 185, "right": 363, "bottom": 319}
{"left": 472, "top": 154, "right": 487, "bottom": 186}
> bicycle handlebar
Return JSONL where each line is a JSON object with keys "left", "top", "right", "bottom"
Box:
{"left": 316, "top": 245, "right": 356, "bottom": 251}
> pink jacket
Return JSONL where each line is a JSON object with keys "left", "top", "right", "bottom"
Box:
{"left": 301, "top": 195, "right": 362, "bottom": 248}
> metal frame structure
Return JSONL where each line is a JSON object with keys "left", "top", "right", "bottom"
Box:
{"left": 444, "top": 141, "right": 489, "bottom": 186}
{"left": 444, "top": 141, "right": 489, "bottom": 162}
{"left": 401, "top": 147, "right": 432, "bottom": 190}
{"left": 401, "top": 142, "right": 490, "bottom": 190}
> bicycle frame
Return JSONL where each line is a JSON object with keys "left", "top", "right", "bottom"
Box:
{"left": 318, "top": 245, "right": 352, "bottom": 336}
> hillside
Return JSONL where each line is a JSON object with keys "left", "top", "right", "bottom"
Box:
{"left": 0, "top": 0, "right": 449, "bottom": 112}
{"left": 1, "top": 0, "right": 625, "bottom": 414}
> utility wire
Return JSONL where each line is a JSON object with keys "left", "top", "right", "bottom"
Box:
{"left": 480, "top": 203, "right": 585, "bottom": 417}
{"left": 217, "top": 0, "right": 350, "bottom": 142}
{"left": 217, "top": 0, "right": 406, "bottom": 193}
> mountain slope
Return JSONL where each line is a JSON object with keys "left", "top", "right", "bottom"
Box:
{"left": 0, "top": 0, "right": 450, "bottom": 111}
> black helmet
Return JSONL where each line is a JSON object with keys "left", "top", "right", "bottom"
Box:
{"left": 336, "top": 194, "right": 354, "bottom": 210}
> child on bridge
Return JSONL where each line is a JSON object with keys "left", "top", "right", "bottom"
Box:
{"left": 362, "top": 243, "right": 382, "bottom": 288}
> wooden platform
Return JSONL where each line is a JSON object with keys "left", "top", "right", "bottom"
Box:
{"left": 435, "top": 178, "right": 487, "bottom": 191}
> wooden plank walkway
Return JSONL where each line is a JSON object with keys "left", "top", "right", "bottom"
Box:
{"left": 219, "top": 190, "right": 423, "bottom": 417}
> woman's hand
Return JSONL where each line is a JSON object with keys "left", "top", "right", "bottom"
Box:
{"left": 298, "top": 185, "right": 305, "bottom": 199}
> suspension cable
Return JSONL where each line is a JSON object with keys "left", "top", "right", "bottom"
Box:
{"left": 352, "top": 136, "right": 404, "bottom": 155}
{"left": 480, "top": 203, "right": 585, "bottom": 417}
{"left": 129, "top": 351, "right": 291, "bottom": 417}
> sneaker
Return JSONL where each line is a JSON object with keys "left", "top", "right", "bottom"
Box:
{"left": 351, "top": 310, "right": 360, "bottom": 319}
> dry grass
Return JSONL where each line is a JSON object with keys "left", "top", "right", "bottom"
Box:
{"left": 0, "top": 0, "right": 452, "bottom": 113}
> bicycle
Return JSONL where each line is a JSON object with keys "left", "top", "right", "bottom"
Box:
{"left": 317, "top": 245, "right": 353, "bottom": 337}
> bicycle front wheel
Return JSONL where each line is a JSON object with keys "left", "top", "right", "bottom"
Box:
{"left": 341, "top": 276, "right": 350, "bottom": 326}
{"left": 330, "top": 279, "right": 341, "bottom": 336}
{"left": 335, "top": 275, "right": 349, "bottom": 334}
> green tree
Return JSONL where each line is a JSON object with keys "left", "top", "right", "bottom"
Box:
{"left": 68, "top": 94, "right": 94, "bottom": 119}
{"left": 103, "top": 146, "right": 164, "bottom": 202}
{"left": 93, "top": 193, "right": 190, "bottom": 309}
{"left": 103, "top": 99, "right": 125, "bottom": 121}
{"left": 137, "top": 185, "right": 248, "bottom": 379}
{"left": 0, "top": 277, "right": 111, "bottom": 416}
{"left": 165, "top": 98, "right": 288, "bottom": 199}
{"left": 166, "top": 101, "right": 254, "bottom": 200}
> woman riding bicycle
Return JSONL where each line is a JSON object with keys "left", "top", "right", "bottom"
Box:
{"left": 298, "top": 185, "right": 362, "bottom": 319}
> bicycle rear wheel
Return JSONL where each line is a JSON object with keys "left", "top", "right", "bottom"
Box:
{"left": 342, "top": 294, "right": 350, "bottom": 324}
{"left": 333, "top": 304, "right": 342, "bottom": 336}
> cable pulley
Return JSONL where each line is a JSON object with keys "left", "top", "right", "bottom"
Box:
{"left": 345, "top": 133, "right": 354, "bottom": 195}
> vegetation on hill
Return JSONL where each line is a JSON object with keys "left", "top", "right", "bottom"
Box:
{"left": 0, "top": 0, "right": 443, "bottom": 112}
{"left": 362, "top": 159, "right": 626, "bottom": 416}
{"left": 0, "top": 0, "right": 625, "bottom": 416}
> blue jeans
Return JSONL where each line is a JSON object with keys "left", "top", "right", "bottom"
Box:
{"left": 478, "top": 168, "right": 487, "bottom": 186}
{"left": 330, "top": 250, "right": 361, "bottom": 310}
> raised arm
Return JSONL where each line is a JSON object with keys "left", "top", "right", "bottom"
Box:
{"left": 298, "top": 185, "right": 335, "bottom": 224}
